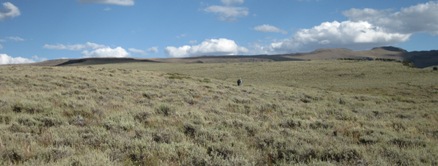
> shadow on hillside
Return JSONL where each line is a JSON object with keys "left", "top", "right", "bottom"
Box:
{"left": 405, "top": 50, "right": 438, "bottom": 68}
{"left": 55, "top": 58, "right": 159, "bottom": 66}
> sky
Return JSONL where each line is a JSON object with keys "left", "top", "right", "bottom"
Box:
{"left": 1, "top": 0, "right": 438, "bottom": 64}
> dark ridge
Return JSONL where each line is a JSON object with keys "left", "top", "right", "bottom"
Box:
{"left": 56, "top": 58, "right": 158, "bottom": 66}
{"left": 404, "top": 50, "right": 438, "bottom": 68}
{"left": 373, "top": 46, "right": 407, "bottom": 53}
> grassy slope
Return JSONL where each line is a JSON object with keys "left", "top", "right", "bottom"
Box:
{"left": 0, "top": 61, "right": 437, "bottom": 165}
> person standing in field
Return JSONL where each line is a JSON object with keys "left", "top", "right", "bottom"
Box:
{"left": 237, "top": 78, "right": 242, "bottom": 86}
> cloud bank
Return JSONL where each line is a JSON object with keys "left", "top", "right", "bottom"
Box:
{"left": 79, "top": 0, "right": 134, "bottom": 6}
{"left": 344, "top": 1, "right": 438, "bottom": 34}
{"left": 0, "top": 2, "right": 20, "bottom": 21}
{"left": 165, "top": 38, "right": 248, "bottom": 57}
{"left": 260, "top": 1, "right": 438, "bottom": 54}
{"left": 0, "top": 54, "right": 33, "bottom": 65}
{"left": 268, "top": 21, "right": 410, "bottom": 53}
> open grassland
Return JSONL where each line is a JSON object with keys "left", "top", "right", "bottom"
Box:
{"left": 105, "top": 61, "right": 438, "bottom": 97}
{"left": 0, "top": 61, "right": 437, "bottom": 165}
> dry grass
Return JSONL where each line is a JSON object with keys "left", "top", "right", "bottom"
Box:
{"left": 0, "top": 61, "right": 437, "bottom": 165}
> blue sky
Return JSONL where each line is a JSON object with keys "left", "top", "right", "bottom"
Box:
{"left": 1, "top": 0, "right": 437, "bottom": 64}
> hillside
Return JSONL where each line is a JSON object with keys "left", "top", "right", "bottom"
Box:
{"left": 404, "top": 50, "right": 438, "bottom": 68}
{"left": 1, "top": 61, "right": 437, "bottom": 165}
{"left": 33, "top": 46, "right": 438, "bottom": 68}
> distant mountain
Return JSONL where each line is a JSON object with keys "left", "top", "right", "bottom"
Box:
{"left": 34, "top": 46, "right": 437, "bottom": 68}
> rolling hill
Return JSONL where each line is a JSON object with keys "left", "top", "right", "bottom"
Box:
{"left": 33, "top": 46, "right": 437, "bottom": 68}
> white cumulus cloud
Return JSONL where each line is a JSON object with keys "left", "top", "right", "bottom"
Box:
{"left": 254, "top": 24, "right": 288, "bottom": 34}
{"left": 266, "top": 21, "right": 410, "bottom": 53}
{"left": 79, "top": 0, "right": 134, "bottom": 6}
{"left": 44, "top": 42, "right": 129, "bottom": 58}
{"left": 82, "top": 47, "right": 129, "bottom": 58}
{"left": 204, "top": 5, "right": 248, "bottom": 21}
{"left": 0, "top": 2, "right": 20, "bottom": 21}
{"left": 165, "top": 38, "right": 248, "bottom": 57}
{"left": 0, "top": 54, "right": 34, "bottom": 65}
